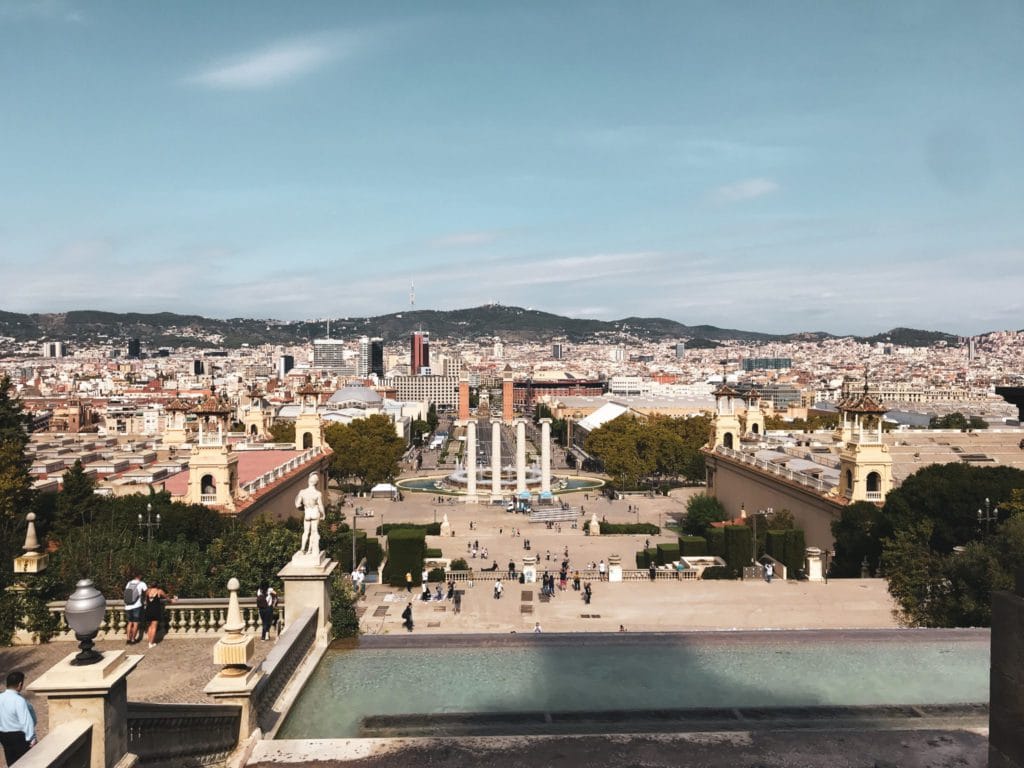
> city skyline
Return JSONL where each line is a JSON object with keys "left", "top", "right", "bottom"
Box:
{"left": 2, "top": 1, "right": 1022, "bottom": 335}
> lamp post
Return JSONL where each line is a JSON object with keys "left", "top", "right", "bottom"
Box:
{"left": 751, "top": 508, "right": 774, "bottom": 565}
{"left": 978, "top": 497, "right": 998, "bottom": 536}
{"left": 823, "top": 549, "right": 834, "bottom": 584}
{"left": 351, "top": 512, "right": 358, "bottom": 573}
{"left": 138, "top": 502, "right": 160, "bottom": 542}
{"left": 65, "top": 579, "right": 106, "bottom": 665}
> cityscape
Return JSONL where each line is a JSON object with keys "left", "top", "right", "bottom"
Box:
{"left": 2, "top": 3, "right": 1023, "bottom": 768}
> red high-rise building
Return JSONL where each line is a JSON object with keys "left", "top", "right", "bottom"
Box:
{"left": 410, "top": 331, "right": 430, "bottom": 375}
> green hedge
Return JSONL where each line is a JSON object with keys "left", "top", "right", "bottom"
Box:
{"left": 377, "top": 522, "right": 441, "bottom": 536}
{"left": 635, "top": 551, "right": 648, "bottom": 568}
{"left": 424, "top": 548, "right": 443, "bottom": 559}
{"left": 656, "top": 542, "right": 680, "bottom": 566}
{"left": 364, "top": 537, "right": 383, "bottom": 571}
{"left": 644, "top": 547, "right": 658, "bottom": 567}
{"left": 427, "top": 567, "right": 446, "bottom": 583}
{"left": 678, "top": 536, "right": 707, "bottom": 556}
{"left": 781, "top": 529, "right": 806, "bottom": 577}
{"left": 705, "top": 528, "right": 726, "bottom": 558}
{"left": 724, "top": 525, "right": 752, "bottom": 578}
{"left": 765, "top": 530, "right": 787, "bottom": 561}
{"left": 382, "top": 528, "right": 427, "bottom": 587}
{"left": 598, "top": 522, "right": 660, "bottom": 535}
{"left": 450, "top": 557, "right": 469, "bottom": 571}
{"left": 701, "top": 566, "right": 731, "bottom": 580}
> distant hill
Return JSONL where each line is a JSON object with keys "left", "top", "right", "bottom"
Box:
{"left": 0, "top": 305, "right": 965, "bottom": 350}
{"left": 860, "top": 327, "right": 959, "bottom": 347}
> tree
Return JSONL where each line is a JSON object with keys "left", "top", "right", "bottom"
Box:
{"left": 0, "top": 376, "right": 34, "bottom": 589}
{"left": 410, "top": 419, "right": 429, "bottom": 447}
{"left": 426, "top": 403, "right": 438, "bottom": 433}
{"left": 584, "top": 415, "right": 654, "bottom": 489}
{"left": 324, "top": 415, "right": 406, "bottom": 489}
{"left": 682, "top": 493, "right": 727, "bottom": 536}
{"left": 55, "top": 460, "right": 104, "bottom": 535}
{"left": 831, "top": 501, "right": 885, "bottom": 577}
{"left": 268, "top": 421, "right": 295, "bottom": 444}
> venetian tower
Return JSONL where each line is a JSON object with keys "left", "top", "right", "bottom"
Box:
{"left": 741, "top": 389, "right": 766, "bottom": 437}
{"left": 709, "top": 382, "right": 743, "bottom": 450}
{"left": 836, "top": 385, "right": 893, "bottom": 502}
{"left": 162, "top": 395, "right": 193, "bottom": 448}
{"left": 293, "top": 380, "right": 324, "bottom": 450}
{"left": 186, "top": 394, "right": 239, "bottom": 511}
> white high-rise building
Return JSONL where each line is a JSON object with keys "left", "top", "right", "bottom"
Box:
{"left": 358, "top": 336, "right": 370, "bottom": 377}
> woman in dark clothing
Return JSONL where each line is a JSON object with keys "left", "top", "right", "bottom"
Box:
{"left": 257, "top": 580, "right": 278, "bottom": 641}
{"left": 144, "top": 583, "right": 172, "bottom": 648}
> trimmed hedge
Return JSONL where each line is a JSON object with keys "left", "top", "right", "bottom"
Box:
{"left": 635, "top": 551, "right": 647, "bottom": 568}
{"left": 450, "top": 557, "right": 469, "bottom": 571}
{"left": 765, "top": 530, "right": 787, "bottom": 561}
{"left": 424, "top": 548, "right": 443, "bottom": 559}
{"left": 705, "top": 528, "right": 726, "bottom": 558}
{"left": 427, "top": 567, "right": 446, "bottom": 583}
{"left": 656, "top": 542, "right": 680, "bottom": 566}
{"left": 644, "top": 547, "right": 658, "bottom": 567}
{"left": 377, "top": 522, "right": 442, "bottom": 536}
{"left": 702, "top": 566, "right": 731, "bottom": 580}
{"left": 724, "top": 525, "right": 752, "bottom": 578}
{"left": 382, "top": 528, "right": 427, "bottom": 586}
{"left": 781, "top": 529, "right": 806, "bottom": 577}
{"left": 364, "top": 537, "right": 383, "bottom": 571}
{"left": 599, "top": 522, "right": 660, "bottom": 535}
{"left": 678, "top": 536, "right": 707, "bottom": 556}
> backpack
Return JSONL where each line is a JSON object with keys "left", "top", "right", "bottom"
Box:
{"left": 124, "top": 582, "right": 140, "bottom": 605}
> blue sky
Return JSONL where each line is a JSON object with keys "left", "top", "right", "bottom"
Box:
{"left": 1, "top": 1, "right": 1022, "bottom": 335}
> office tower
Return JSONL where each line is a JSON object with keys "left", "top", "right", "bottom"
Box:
{"left": 358, "top": 336, "right": 370, "bottom": 377}
{"left": 313, "top": 338, "right": 346, "bottom": 371}
{"left": 41, "top": 341, "right": 67, "bottom": 358}
{"left": 552, "top": 343, "right": 563, "bottom": 360}
{"left": 193, "top": 359, "right": 205, "bottom": 375}
{"left": 411, "top": 331, "right": 430, "bottom": 375}
{"left": 127, "top": 338, "right": 141, "bottom": 359}
{"left": 675, "top": 342, "right": 686, "bottom": 358}
{"left": 278, "top": 355, "right": 295, "bottom": 379}
{"left": 370, "top": 337, "right": 385, "bottom": 377}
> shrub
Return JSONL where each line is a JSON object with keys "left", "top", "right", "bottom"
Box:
{"left": 376, "top": 523, "right": 442, "bottom": 536}
{"left": 724, "top": 525, "right": 752, "bottom": 578}
{"left": 765, "top": 530, "right": 787, "bottom": 561}
{"left": 702, "top": 566, "right": 731, "bottom": 580}
{"left": 781, "top": 529, "right": 806, "bottom": 577}
{"left": 705, "top": 528, "right": 726, "bottom": 557}
{"left": 678, "top": 536, "right": 707, "bottom": 556}
{"left": 364, "top": 538, "right": 383, "bottom": 571}
{"left": 329, "top": 572, "right": 360, "bottom": 639}
{"left": 424, "top": 548, "right": 443, "bottom": 559}
{"left": 599, "top": 522, "right": 660, "bottom": 535}
{"left": 645, "top": 547, "right": 658, "bottom": 567}
{"left": 682, "top": 493, "right": 727, "bottom": 536}
{"left": 635, "top": 551, "right": 647, "bottom": 568}
{"left": 450, "top": 557, "right": 469, "bottom": 571}
{"left": 382, "top": 528, "right": 427, "bottom": 587}
{"left": 656, "top": 542, "right": 680, "bottom": 566}
{"left": 428, "top": 567, "right": 446, "bottom": 583}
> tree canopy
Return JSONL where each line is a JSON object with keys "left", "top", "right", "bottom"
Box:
{"left": 682, "top": 493, "right": 727, "bottom": 536}
{"left": 324, "top": 415, "right": 405, "bottom": 489}
{"left": 583, "top": 413, "right": 710, "bottom": 488}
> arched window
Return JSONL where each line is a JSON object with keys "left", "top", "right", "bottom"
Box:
{"left": 867, "top": 472, "right": 881, "bottom": 493}
{"left": 201, "top": 474, "right": 216, "bottom": 494}
{"left": 302, "top": 431, "right": 313, "bottom": 449}
{"left": 751, "top": 423, "right": 760, "bottom": 435}
{"left": 250, "top": 424, "right": 258, "bottom": 436}
{"left": 845, "top": 469, "right": 853, "bottom": 490}
{"left": 723, "top": 432, "right": 734, "bottom": 449}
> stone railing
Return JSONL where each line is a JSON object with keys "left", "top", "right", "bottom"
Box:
{"left": 240, "top": 447, "right": 323, "bottom": 494}
{"left": 253, "top": 606, "right": 318, "bottom": 732}
{"left": 200, "top": 494, "right": 218, "bottom": 504}
{"left": 16, "top": 719, "right": 91, "bottom": 768}
{"left": 621, "top": 568, "right": 698, "bottom": 581}
{"left": 47, "top": 597, "right": 282, "bottom": 641}
{"left": 127, "top": 702, "right": 241, "bottom": 768}
{"left": 447, "top": 568, "right": 697, "bottom": 583}
{"left": 715, "top": 445, "right": 828, "bottom": 493}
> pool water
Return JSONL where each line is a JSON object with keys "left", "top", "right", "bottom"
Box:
{"left": 277, "top": 630, "right": 989, "bottom": 738}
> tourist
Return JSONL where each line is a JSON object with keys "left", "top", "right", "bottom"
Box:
{"left": 508, "top": 560, "right": 516, "bottom": 578}
{"left": 453, "top": 591, "right": 462, "bottom": 614}
{"left": 493, "top": 579, "right": 503, "bottom": 599}
{"left": 534, "top": 622, "right": 542, "bottom": 634}
{"left": 124, "top": 571, "right": 147, "bottom": 645}
{"left": 256, "top": 580, "right": 279, "bottom": 641}
{"left": 405, "top": 572, "right": 412, "bottom": 592}
{"left": 481, "top": 547, "right": 488, "bottom": 559}
{"left": 0, "top": 671, "right": 36, "bottom": 765}
{"left": 583, "top": 582, "right": 592, "bottom": 604}
{"left": 559, "top": 569, "right": 567, "bottom": 591}
{"left": 598, "top": 560, "right": 607, "bottom": 581}
{"left": 402, "top": 602, "right": 414, "bottom": 632}
{"left": 649, "top": 562, "right": 657, "bottom": 581}
{"left": 144, "top": 582, "right": 173, "bottom": 648}
{"left": 765, "top": 562, "right": 775, "bottom": 584}
{"left": 421, "top": 582, "right": 431, "bottom": 601}
{"left": 573, "top": 571, "right": 581, "bottom": 591}
{"left": 434, "top": 585, "right": 444, "bottom": 601}
{"left": 619, "top": 624, "right": 627, "bottom": 632}
{"left": 447, "top": 580, "right": 455, "bottom": 600}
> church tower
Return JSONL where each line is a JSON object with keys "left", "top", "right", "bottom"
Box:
{"left": 294, "top": 380, "right": 324, "bottom": 451}
{"left": 709, "top": 382, "right": 743, "bottom": 450}
{"left": 837, "top": 386, "right": 893, "bottom": 503}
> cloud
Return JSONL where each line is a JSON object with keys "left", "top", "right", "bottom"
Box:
{"left": 710, "top": 177, "right": 780, "bottom": 203}
{"left": 186, "top": 34, "right": 355, "bottom": 90}
{"left": 430, "top": 232, "right": 498, "bottom": 248}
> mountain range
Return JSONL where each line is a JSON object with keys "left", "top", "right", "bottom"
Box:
{"left": 0, "top": 306, "right": 962, "bottom": 349}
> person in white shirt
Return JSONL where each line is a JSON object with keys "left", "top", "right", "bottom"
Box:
{"left": 124, "top": 573, "right": 148, "bottom": 645}
{"left": 0, "top": 671, "right": 36, "bottom": 765}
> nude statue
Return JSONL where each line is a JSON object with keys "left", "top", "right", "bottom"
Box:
{"left": 295, "top": 472, "right": 325, "bottom": 557}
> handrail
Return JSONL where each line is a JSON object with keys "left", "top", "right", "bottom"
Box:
{"left": 254, "top": 606, "right": 318, "bottom": 730}
{"left": 15, "top": 719, "right": 91, "bottom": 768}
{"left": 127, "top": 702, "right": 241, "bottom": 768}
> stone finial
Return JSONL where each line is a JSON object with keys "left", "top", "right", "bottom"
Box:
{"left": 23, "top": 512, "right": 39, "bottom": 553}
{"left": 212, "top": 577, "right": 254, "bottom": 675}
{"left": 14, "top": 512, "right": 48, "bottom": 574}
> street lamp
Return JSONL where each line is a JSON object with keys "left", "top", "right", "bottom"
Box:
{"left": 65, "top": 579, "right": 106, "bottom": 666}
{"left": 351, "top": 512, "right": 358, "bottom": 573}
{"left": 978, "top": 497, "right": 998, "bottom": 536}
{"left": 823, "top": 549, "right": 834, "bottom": 584}
{"left": 138, "top": 502, "right": 160, "bottom": 542}
{"left": 751, "top": 508, "right": 774, "bottom": 565}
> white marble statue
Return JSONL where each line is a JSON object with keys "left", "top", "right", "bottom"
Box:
{"left": 296, "top": 472, "right": 325, "bottom": 558}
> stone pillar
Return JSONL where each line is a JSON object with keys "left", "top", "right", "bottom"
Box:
{"left": 278, "top": 553, "right": 338, "bottom": 643}
{"left": 608, "top": 554, "right": 623, "bottom": 583}
{"left": 30, "top": 651, "right": 143, "bottom": 768}
{"left": 522, "top": 554, "right": 537, "bottom": 584}
{"left": 465, "top": 420, "right": 477, "bottom": 501}
{"left": 458, "top": 375, "right": 470, "bottom": 422}
{"left": 491, "top": 419, "right": 502, "bottom": 501}
{"left": 990, "top": 568, "right": 1024, "bottom": 768}
{"left": 540, "top": 418, "right": 552, "bottom": 495}
{"left": 805, "top": 547, "right": 824, "bottom": 582}
{"left": 205, "top": 578, "right": 260, "bottom": 741}
{"left": 516, "top": 420, "right": 527, "bottom": 495}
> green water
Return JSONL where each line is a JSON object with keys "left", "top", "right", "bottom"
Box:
{"left": 277, "top": 631, "right": 990, "bottom": 738}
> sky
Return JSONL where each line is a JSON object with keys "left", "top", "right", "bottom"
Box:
{"left": 1, "top": 0, "right": 1022, "bottom": 335}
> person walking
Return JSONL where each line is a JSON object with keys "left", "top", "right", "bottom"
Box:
{"left": 405, "top": 572, "right": 413, "bottom": 592}
{"left": 124, "top": 571, "right": 147, "bottom": 645}
{"left": 649, "top": 562, "right": 657, "bottom": 582}
{"left": 598, "top": 560, "right": 607, "bottom": 581}
{"left": 493, "top": 579, "right": 503, "bottom": 599}
{"left": 144, "top": 582, "right": 173, "bottom": 648}
{"left": 0, "top": 671, "right": 36, "bottom": 766}
{"left": 402, "top": 602, "right": 414, "bottom": 632}
{"left": 257, "top": 580, "right": 279, "bottom": 641}
{"left": 453, "top": 590, "right": 462, "bottom": 615}
{"left": 764, "top": 562, "right": 774, "bottom": 584}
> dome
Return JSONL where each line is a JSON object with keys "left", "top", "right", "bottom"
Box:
{"left": 326, "top": 387, "right": 383, "bottom": 409}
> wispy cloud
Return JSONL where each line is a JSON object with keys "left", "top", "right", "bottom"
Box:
{"left": 186, "top": 33, "right": 358, "bottom": 90}
{"left": 710, "top": 177, "right": 780, "bottom": 203}
{"left": 430, "top": 231, "right": 498, "bottom": 248}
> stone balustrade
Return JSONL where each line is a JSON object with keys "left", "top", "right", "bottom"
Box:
{"left": 47, "top": 597, "right": 282, "bottom": 641}
{"left": 240, "top": 447, "right": 323, "bottom": 494}
{"left": 446, "top": 568, "right": 697, "bottom": 583}
{"left": 14, "top": 719, "right": 92, "bottom": 768}
{"left": 253, "top": 607, "right": 318, "bottom": 732}
{"left": 127, "top": 702, "right": 241, "bottom": 768}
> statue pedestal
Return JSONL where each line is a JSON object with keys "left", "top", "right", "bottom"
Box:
{"left": 278, "top": 553, "right": 338, "bottom": 643}
{"left": 30, "top": 650, "right": 143, "bottom": 768}
{"left": 608, "top": 554, "right": 623, "bottom": 583}
{"left": 522, "top": 555, "right": 537, "bottom": 584}
{"left": 805, "top": 547, "right": 824, "bottom": 582}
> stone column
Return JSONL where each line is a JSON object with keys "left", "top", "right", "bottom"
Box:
{"left": 465, "top": 420, "right": 477, "bottom": 501}
{"left": 491, "top": 419, "right": 502, "bottom": 500}
{"left": 205, "top": 578, "right": 260, "bottom": 741}
{"left": 516, "top": 420, "right": 527, "bottom": 495}
{"left": 608, "top": 553, "right": 623, "bottom": 583}
{"left": 278, "top": 553, "right": 338, "bottom": 643}
{"left": 990, "top": 568, "right": 1024, "bottom": 768}
{"left": 805, "top": 547, "right": 824, "bottom": 582}
{"left": 522, "top": 554, "right": 537, "bottom": 584}
{"left": 30, "top": 651, "right": 143, "bottom": 768}
{"left": 540, "top": 418, "right": 552, "bottom": 495}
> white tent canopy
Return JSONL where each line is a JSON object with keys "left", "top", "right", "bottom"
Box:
{"left": 370, "top": 483, "right": 398, "bottom": 497}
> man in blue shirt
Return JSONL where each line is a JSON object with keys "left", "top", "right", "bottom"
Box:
{"left": 0, "top": 671, "right": 36, "bottom": 764}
